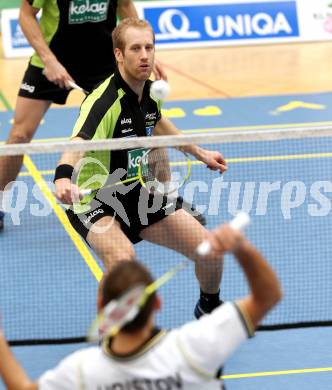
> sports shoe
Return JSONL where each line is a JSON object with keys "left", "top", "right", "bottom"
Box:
{"left": 177, "top": 196, "right": 207, "bottom": 226}
{"left": 194, "top": 298, "right": 223, "bottom": 319}
{"left": 0, "top": 211, "right": 4, "bottom": 231}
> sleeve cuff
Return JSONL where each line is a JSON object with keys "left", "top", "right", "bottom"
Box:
{"left": 233, "top": 302, "right": 255, "bottom": 338}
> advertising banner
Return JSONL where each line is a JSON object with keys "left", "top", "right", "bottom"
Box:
{"left": 135, "top": 0, "right": 300, "bottom": 48}
{"left": 1, "top": 8, "right": 34, "bottom": 58}
{"left": 296, "top": 0, "right": 332, "bottom": 41}
{"left": 3, "top": 1, "right": 332, "bottom": 58}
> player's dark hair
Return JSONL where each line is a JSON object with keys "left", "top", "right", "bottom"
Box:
{"left": 112, "top": 17, "right": 155, "bottom": 52}
{"left": 101, "top": 260, "right": 156, "bottom": 332}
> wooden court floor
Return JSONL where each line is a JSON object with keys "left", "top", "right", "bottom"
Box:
{"left": 1, "top": 38, "right": 332, "bottom": 108}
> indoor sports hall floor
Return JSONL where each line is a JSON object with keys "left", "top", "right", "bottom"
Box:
{"left": 1, "top": 41, "right": 332, "bottom": 389}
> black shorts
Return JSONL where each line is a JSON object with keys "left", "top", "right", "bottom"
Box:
{"left": 18, "top": 63, "right": 113, "bottom": 104}
{"left": 66, "top": 186, "right": 182, "bottom": 244}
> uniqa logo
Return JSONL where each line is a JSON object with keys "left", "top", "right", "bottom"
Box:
{"left": 156, "top": 8, "right": 293, "bottom": 40}
{"left": 157, "top": 9, "right": 201, "bottom": 40}
{"left": 205, "top": 12, "right": 292, "bottom": 37}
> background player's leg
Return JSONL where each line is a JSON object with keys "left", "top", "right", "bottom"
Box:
{"left": 87, "top": 217, "right": 136, "bottom": 271}
{"left": 0, "top": 97, "right": 51, "bottom": 191}
{"left": 139, "top": 209, "right": 223, "bottom": 295}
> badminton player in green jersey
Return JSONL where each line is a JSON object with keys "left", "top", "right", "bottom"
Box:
{"left": 54, "top": 18, "right": 228, "bottom": 318}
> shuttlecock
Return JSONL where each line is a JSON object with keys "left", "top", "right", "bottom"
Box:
{"left": 150, "top": 80, "right": 170, "bottom": 100}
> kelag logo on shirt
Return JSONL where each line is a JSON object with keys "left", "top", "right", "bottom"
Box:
{"left": 69, "top": 0, "right": 109, "bottom": 24}
{"left": 127, "top": 149, "right": 149, "bottom": 179}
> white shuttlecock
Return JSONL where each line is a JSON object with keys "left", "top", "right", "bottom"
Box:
{"left": 150, "top": 80, "right": 170, "bottom": 100}
{"left": 196, "top": 240, "right": 211, "bottom": 257}
{"left": 229, "top": 212, "right": 250, "bottom": 231}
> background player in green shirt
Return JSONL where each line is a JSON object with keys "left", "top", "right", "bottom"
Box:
{"left": 0, "top": 0, "right": 167, "bottom": 230}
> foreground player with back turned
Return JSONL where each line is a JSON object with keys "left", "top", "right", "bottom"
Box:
{"left": 0, "top": 0, "right": 172, "bottom": 230}
{"left": 0, "top": 219, "right": 282, "bottom": 389}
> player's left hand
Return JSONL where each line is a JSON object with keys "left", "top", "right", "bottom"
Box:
{"left": 153, "top": 59, "right": 168, "bottom": 81}
{"left": 198, "top": 149, "right": 228, "bottom": 173}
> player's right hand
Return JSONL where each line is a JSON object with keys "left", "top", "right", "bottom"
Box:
{"left": 42, "top": 57, "right": 74, "bottom": 89}
{"left": 209, "top": 224, "right": 245, "bottom": 254}
{"left": 54, "top": 178, "right": 81, "bottom": 205}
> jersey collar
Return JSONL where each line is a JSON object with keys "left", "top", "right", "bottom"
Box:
{"left": 114, "top": 68, "right": 151, "bottom": 103}
{"left": 102, "top": 327, "right": 167, "bottom": 361}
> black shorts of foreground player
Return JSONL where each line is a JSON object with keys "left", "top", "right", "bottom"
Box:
{"left": 0, "top": 223, "right": 282, "bottom": 390}
{"left": 54, "top": 18, "right": 228, "bottom": 318}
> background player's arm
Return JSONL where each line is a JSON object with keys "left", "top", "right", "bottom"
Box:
{"left": 0, "top": 330, "right": 37, "bottom": 390}
{"left": 20, "top": 0, "right": 73, "bottom": 88}
{"left": 54, "top": 137, "right": 86, "bottom": 204}
{"left": 154, "top": 117, "right": 227, "bottom": 172}
{"left": 117, "top": 0, "right": 138, "bottom": 19}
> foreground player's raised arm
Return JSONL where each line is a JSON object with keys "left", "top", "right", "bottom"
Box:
{"left": 233, "top": 239, "right": 282, "bottom": 328}
{"left": 207, "top": 225, "right": 282, "bottom": 328}
{"left": 0, "top": 330, "right": 37, "bottom": 390}
{"left": 176, "top": 224, "right": 282, "bottom": 376}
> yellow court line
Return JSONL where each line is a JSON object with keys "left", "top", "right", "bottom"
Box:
{"left": 23, "top": 155, "right": 103, "bottom": 282}
{"left": 227, "top": 152, "right": 332, "bottom": 163}
{"left": 222, "top": 366, "right": 332, "bottom": 380}
{"left": 19, "top": 170, "right": 54, "bottom": 177}
{"left": 184, "top": 121, "right": 332, "bottom": 134}
{"left": 190, "top": 151, "right": 332, "bottom": 165}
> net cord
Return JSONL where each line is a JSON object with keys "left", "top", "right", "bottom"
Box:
{"left": 1, "top": 126, "right": 332, "bottom": 156}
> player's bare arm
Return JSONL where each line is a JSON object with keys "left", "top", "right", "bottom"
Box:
{"left": 0, "top": 331, "right": 37, "bottom": 390}
{"left": 19, "top": 0, "right": 73, "bottom": 88}
{"left": 117, "top": 0, "right": 138, "bottom": 19}
{"left": 234, "top": 240, "right": 282, "bottom": 328}
{"left": 210, "top": 225, "right": 282, "bottom": 328}
{"left": 154, "top": 117, "right": 227, "bottom": 173}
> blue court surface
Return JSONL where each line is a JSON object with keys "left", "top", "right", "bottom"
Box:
{"left": 0, "top": 92, "right": 332, "bottom": 389}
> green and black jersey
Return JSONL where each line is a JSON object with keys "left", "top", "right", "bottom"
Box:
{"left": 72, "top": 68, "right": 162, "bottom": 205}
{"left": 28, "top": 0, "right": 118, "bottom": 81}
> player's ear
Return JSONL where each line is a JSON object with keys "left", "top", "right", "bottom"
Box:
{"left": 114, "top": 48, "right": 123, "bottom": 63}
{"left": 154, "top": 295, "right": 161, "bottom": 311}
